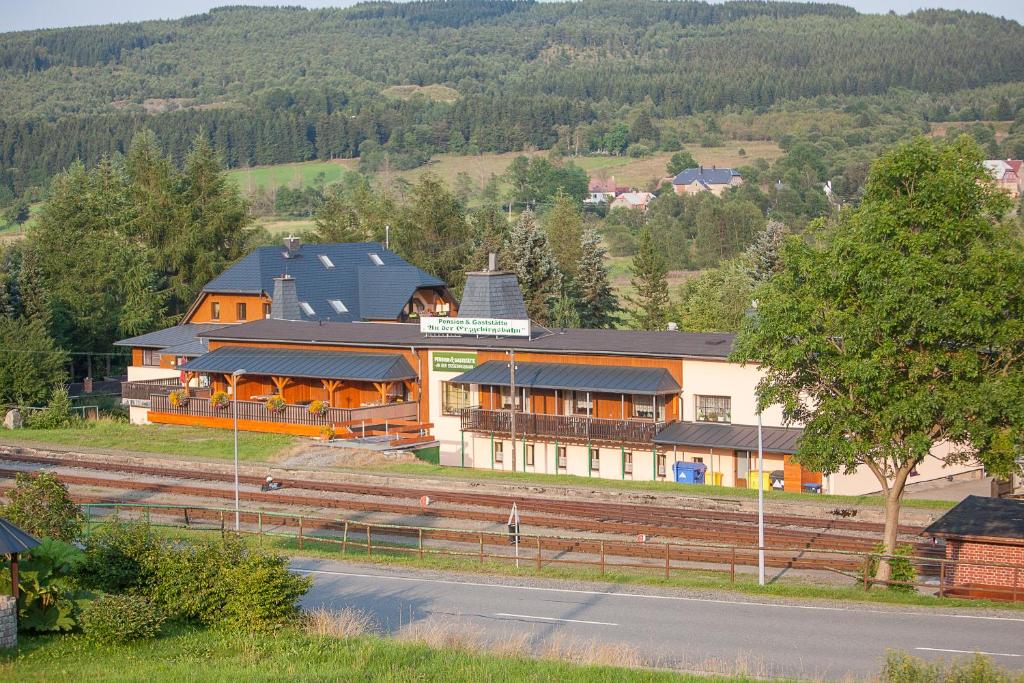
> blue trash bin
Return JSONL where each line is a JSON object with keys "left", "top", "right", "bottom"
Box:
{"left": 672, "top": 461, "right": 708, "bottom": 484}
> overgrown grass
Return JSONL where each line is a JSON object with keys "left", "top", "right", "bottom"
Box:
{"left": 0, "top": 420, "right": 296, "bottom": 461}
{"left": 2, "top": 623, "right": 752, "bottom": 682}
{"left": 136, "top": 524, "right": 1024, "bottom": 612}
{"left": 228, "top": 159, "right": 356, "bottom": 192}
{"left": 350, "top": 461, "right": 954, "bottom": 510}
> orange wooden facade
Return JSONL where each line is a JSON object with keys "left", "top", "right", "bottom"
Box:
{"left": 474, "top": 350, "right": 681, "bottom": 421}
{"left": 187, "top": 293, "right": 271, "bottom": 324}
{"left": 149, "top": 411, "right": 324, "bottom": 437}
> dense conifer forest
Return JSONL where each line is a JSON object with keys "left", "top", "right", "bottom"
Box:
{"left": 1, "top": 0, "right": 1024, "bottom": 199}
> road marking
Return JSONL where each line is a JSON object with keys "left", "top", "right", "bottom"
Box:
{"left": 294, "top": 566, "right": 1024, "bottom": 623}
{"left": 916, "top": 647, "right": 1022, "bottom": 658}
{"left": 494, "top": 612, "right": 617, "bottom": 626}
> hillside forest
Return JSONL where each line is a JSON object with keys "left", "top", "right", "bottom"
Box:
{"left": 1, "top": 1, "right": 1024, "bottom": 386}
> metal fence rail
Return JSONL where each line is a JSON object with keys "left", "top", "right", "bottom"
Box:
{"left": 80, "top": 502, "right": 1024, "bottom": 602}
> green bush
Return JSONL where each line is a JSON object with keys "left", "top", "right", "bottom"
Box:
{"left": 0, "top": 539, "right": 90, "bottom": 632}
{"left": 869, "top": 544, "right": 918, "bottom": 592}
{"left": 80, "top": 518, "right": 160, "bottom": 593}
{"left": 880, "top": 650, "right": 1024, "bottom": 682}
{"left": 220, "top": 551, "right": 312, "bottom": 632}
{"left": 1, "top": 471, "right": 84, "bottom": 541}
{"left": 81, "top": 594, "right": 164, "bottom": 644}
{"left": 25, "top": 385, "right": 78, "bottom": 429}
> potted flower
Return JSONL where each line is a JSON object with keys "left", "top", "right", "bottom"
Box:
{"left": 168, "top": 389, "right": 189, "bottom": 409}
{"left": 319, "top": 425, "right": 336, "bottom": 441}
{"left": 210, "top": 391, "right": 230, "bottom": 410}
{"left": 308, "top": 399, "right": 329, "bottom": 416}
{"left": 265, "top": 394, "right": 286, "bottom": 414}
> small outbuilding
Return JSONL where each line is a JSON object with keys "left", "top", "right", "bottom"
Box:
{"left": 923, "top": 495, "right": 1024, "bottom": 601}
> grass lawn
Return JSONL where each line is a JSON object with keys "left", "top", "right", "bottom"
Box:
{"left": 346, "top": 461, "right": 954, "bottom": 511}
{"left": 2, "top": 624, "right": 750, "bottom": 682}
{"left": 254, "top": 216, "right": 317, "bottom": 235}
{"left": 0, "top": 420, "right": 296, "bottom": 461}
{"left": 229, "top": 159, "right": 357, "bottom": 192}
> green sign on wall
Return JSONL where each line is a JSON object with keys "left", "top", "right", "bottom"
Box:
{"left": 432, "top": 352, "right": 477, "bottom": 372}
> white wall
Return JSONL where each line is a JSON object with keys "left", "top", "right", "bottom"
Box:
{"left": 126, "top": 366, "right": 180, "bottom": 382}
{"left": 680, "top": 359, "right": 786, "bottom": 427}
{"left": 827, "top": 442, "right": 982, "bottom": 496}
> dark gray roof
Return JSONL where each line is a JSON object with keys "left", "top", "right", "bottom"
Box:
{"left": 449, "top": 360, "right": 680, "bottom": 395}
{"left": 458, "top": 272, "right": 529, "bottom": 319}
{"left": 672, "top": 167, "right": 741, "bottom": 186}
{"left": 0, "top": 517, "right": 41, "bottom": 554}
{"left": 161, "top": 340, "right": 210, "bottom": 358}
{"left": 923, "top": 496, "right": 1024, "bottom": 543}
{"left": 197, "top": 319, "right": 736, "bottom": 360}
{"left": 200, "top": 241, "right": 447, "bottom": 322}
{"left": 180, "top": 346, "right": 416, "bottom": 382}
{"left": 654, "top": 421, "right": 803, "bottom": 453}
{"left": 114, "top": 324, "right": 225, "bottom": 349}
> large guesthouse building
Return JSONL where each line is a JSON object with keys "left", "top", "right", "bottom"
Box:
{"left": 117, "top": 239, "right": 981, "bottom": 497}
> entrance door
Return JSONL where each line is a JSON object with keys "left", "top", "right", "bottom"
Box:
{"left": 735, "top": 450, "right": 750, "bottom": 489}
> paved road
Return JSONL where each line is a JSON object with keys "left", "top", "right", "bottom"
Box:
{"left": 294, "top": 558, "right": 1024, "bottom": 680}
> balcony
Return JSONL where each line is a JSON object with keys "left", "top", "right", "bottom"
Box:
{"left": 149, "top": 394, "right": 418, "bottom": 432}
{"left": 121, "top": 377, "right": 193, "bottom": 405}
{"left": 460, "top": 408, "right": 664, "bottom": 446}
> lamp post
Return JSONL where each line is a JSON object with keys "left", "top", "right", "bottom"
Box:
{"left": 757, "top": 408, "right": 765, "bottom": 586}
{"left": 231, "top": 368, "right": 247, "bottom": 532}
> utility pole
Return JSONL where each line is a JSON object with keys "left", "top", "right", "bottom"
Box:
{"left": 509, "top": 349, "right": 517, "bottom": 473}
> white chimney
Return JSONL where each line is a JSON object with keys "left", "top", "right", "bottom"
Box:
{"left": 283, "top": 234, "right": 301, "bottom": 257}
{"left": 488, "top": 252, "right": 497, "bottom": 272}
{"left": 666, "top": 322, "right": 678, "bottom": 331}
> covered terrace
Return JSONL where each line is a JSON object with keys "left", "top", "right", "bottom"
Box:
{"left": 147, "top": 346, "right": 422, "bottom": 437}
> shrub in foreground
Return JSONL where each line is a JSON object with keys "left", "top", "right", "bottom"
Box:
{"left": 880, "top": 650, "right": 1024, "bottom": 682}
{"left": 80, "top": 518, "right": 160, "bottom": 593}
{"left": 81, "top": 594, "right": 164, "bottom": 644}
{"left": 1, "top": 471, "right": 84, "bottom": 542}
{"left": 219, "top": 551, "right": 312, "bottom": 631}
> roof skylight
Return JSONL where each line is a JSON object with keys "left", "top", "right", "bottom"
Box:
{"left": 318, "top": 254, "right": 335, "bottom": 268}
{"left": 299, "top": 302, "right": 315, "bottom": 316}
{"left": 329, "top": 299, "right": 348, "bottom": 314}
{"left": 369, "top": 253, "right": 384, "bottom": 266}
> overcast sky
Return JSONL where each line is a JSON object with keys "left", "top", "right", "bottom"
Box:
{"left": 0, "top": 0, "right": 1020, "bottom": 33}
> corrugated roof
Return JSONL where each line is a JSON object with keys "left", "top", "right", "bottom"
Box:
{"left": 923, "top": 496, "right": 1024, "bottom": 543}
{"left": 458, "top": 272, "right": 529, "bottom": 320}
{"left": 114, "top": 324, "right": 226, "bottom": 349}
{"left": 672, "top": 167, "right": 741, "bottom": 186}
{"left": 180, "top": 346, "right": 416, "bottom": 382}
{"left": 654, "top": 421, "right": 803, "bottom": 453}
{"left": 0, "top": 517, "right": 41, "bottom": 554}
{"left": 201, "top": 242, "right": 447, "bottom": 323}
{"left": 197, "top": 319, "right": 737, "bottom": 360}
{"left": 449, "top": 360, "right": 680, "bottom": 395}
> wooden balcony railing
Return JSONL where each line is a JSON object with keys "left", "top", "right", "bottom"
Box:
{"left": 460, "top": 408, "right": 664, "bottom": 446}
{"left": 121, "top": 377, "right": 182, "bottom": 402}
{"left": 150, "top": 394, "right": 418, "bottom": 426}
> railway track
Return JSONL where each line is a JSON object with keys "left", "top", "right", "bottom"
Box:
{"left": 0, "top": 451, "right": 929, "bottom": 555}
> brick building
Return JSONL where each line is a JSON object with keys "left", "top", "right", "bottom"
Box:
{"left": 924, "top": 495, "right": 1024, "bottom": 601}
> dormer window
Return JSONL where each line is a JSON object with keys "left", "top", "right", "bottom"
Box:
{"left": 329, "top": 299, "right": 348, "bottom": 314}
{"left": 299, "top": 302, "right": 315, "bottom": 317}
{"left": 318, "top": 254, "right": 335, "bottom": 269}
{"left": 369, "top": 253, "right": 384, "bottom": 266}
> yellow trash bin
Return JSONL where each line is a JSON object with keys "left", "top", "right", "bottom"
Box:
{"left": 746, "top": 471, "right": 771, "bottom": 490}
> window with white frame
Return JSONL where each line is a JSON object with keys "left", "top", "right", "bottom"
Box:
{"left": 498, "top": 386, "right": 518, "bottom": 410}
{"left": 657, "top": 453, "right": 666, "bottom": 477}
{"left": 695, "top": 395, "right": 731, "bottom": 423}
{"left": 590, "top": 447, "right": 600, "bottom": 471}
{"left": 623, "top": 451, "right": 633, "bottom": 474}
{"left": 557, "top": 445, "right": 567, "bottom": 469}
{"left": 525, "top": 444, "right": 535, "bottom": 467}
{"left": 142, "top": 348, "right": 161, "bottom": 366}
{"left": 494, "top": 441, "right": 504, "bottom": 463}
{"left": 565, "top": 390, "right": 591, "bottom": 415}
{"left": 441, "top": 382, "right": 471, "bottom": 416}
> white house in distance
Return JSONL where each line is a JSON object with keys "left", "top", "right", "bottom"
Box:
{"left": 610, "top": 191, "right": 656, "bottom": 211}
{"left": 983, "top": 159, "right": 1023, "bottom": 198}
{"left": 672, "top": 166, "right": 743, "bottom": 196}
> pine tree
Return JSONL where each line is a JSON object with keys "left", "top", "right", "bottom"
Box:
{"left": 743, "top": 219, "right": 788, "bottom": 283}
{"left": 394, "top": 174, "right": 471, "bottom": 292}
{"left": 506, "top": 209, "right": 561, "bottom": 325}
{"left": 575, "top": 227, "right": 619, "bottom": 328}
{"left": 543, "top": 191, "right": 585, "bottom": 278}
{"left": 551, "top": 294, "right": 581, "bottom": 328}
{"left": 626, "top": 224, "right": 670, "bottom": 330}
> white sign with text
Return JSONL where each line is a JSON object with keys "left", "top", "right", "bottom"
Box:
{"left": 420, "top": 316, "right": 531, "bottom": 338}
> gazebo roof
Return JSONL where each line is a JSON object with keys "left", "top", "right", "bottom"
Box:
{"left": 0, "top": 517, "right": 41, "bottom": 554}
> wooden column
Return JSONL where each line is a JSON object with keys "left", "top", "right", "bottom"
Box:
{"left": 321, "top": 379, "right": 342, "bottom": 407}
{"left": 271, "top": 376, "right": 291, "bottom": 397}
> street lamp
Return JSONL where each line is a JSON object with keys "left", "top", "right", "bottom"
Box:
{"left": 231, "top": 368, "right": 247, "bottom": 531}
{"left": 757, "top": 408, "right": 765, "bottom": 586}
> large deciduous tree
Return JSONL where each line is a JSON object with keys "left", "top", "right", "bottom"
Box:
{"left": 733, "top": 137, "right": 1024, "bottom": 579}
